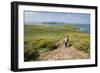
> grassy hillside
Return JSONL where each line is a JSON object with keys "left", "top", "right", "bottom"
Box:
{"left": 24, "top": 24, "right": 77, "bottom": 41}
{"left": 24, "top": 24, "right": 90, "bottom": 61}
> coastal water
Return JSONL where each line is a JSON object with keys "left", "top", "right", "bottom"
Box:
{"left": 74, "top": 24, "right": 90, "bottom": 33}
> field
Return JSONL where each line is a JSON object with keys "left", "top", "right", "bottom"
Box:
{"left": 24, "top": 24, "right": 90, "bottom": 61}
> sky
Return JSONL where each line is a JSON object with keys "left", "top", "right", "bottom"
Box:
{"left": 24, "top": 11, "right": 90, "bottom": 24}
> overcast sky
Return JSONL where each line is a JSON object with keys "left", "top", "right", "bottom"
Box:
{"left": 24, "top": 11, "right": 90, "bottom": 24}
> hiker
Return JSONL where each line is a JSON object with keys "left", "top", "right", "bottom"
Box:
{"left": 64, "top": 36, "right": 69, "bottom": 48}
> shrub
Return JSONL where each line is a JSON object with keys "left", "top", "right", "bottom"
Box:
{"left": 24, "top": 38, "right": 60, "bottom": 61}
{"left": 73, "top": 39, "right": 90, "bottom": 53}
{"left": 24, "top": 47, "right": 40, "bottom": 61}
{"left": 47, "top": 43, "right": 59, "bottom": 51}
{"left": 33, "top": 39, "right": 57, "bottom": 50}
{"left": 24, "top": 40, "right": 40, "bottom": 61}
{"left": 36, "top": 39, "right": 47, "bottom": 48}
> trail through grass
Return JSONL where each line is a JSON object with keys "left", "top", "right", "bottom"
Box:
{"left": 24, "top": 24, "right": 90, "bottom": 61}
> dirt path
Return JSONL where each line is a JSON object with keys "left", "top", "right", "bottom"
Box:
{"left": 38, "top": 38, "right": 89, "bottom": 61}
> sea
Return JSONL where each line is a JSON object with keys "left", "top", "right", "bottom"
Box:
{"left": 74, "top": 24, "right": 90, "bottom": 34}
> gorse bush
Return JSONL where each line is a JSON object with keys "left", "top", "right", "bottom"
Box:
{"left": 32, "top": 39, "right": 58, "bottom": 50}
{"left": 24, "top": 38, "right": 58, "bottom": 61}
{"left": 72, "top": 37, "right": 90, "bottom": 53}
{"left": 74, "top": 42, "right": 90, "bottom": 53}
{"left": 66, "top": 32, "right": 90, "bottom": 54}
{"left": 24, "top": 40, "right": 40, "bottom": 61}
{"left": 24, "top": 47, "right": 40, "bottom": 61}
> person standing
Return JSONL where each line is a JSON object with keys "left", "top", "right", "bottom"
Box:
{"left": 64, "top": 36, "right": 69, "bottom": 47}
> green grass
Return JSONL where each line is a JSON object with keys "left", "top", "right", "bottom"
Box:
{"left": 24, "top": 24, "right": 90, "bottom": 61}
{"left": 24, "top": 25, "right": 77, "bottom": 39}
{"left": 67, "top": 31, "right": 90, "bottom": 53}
